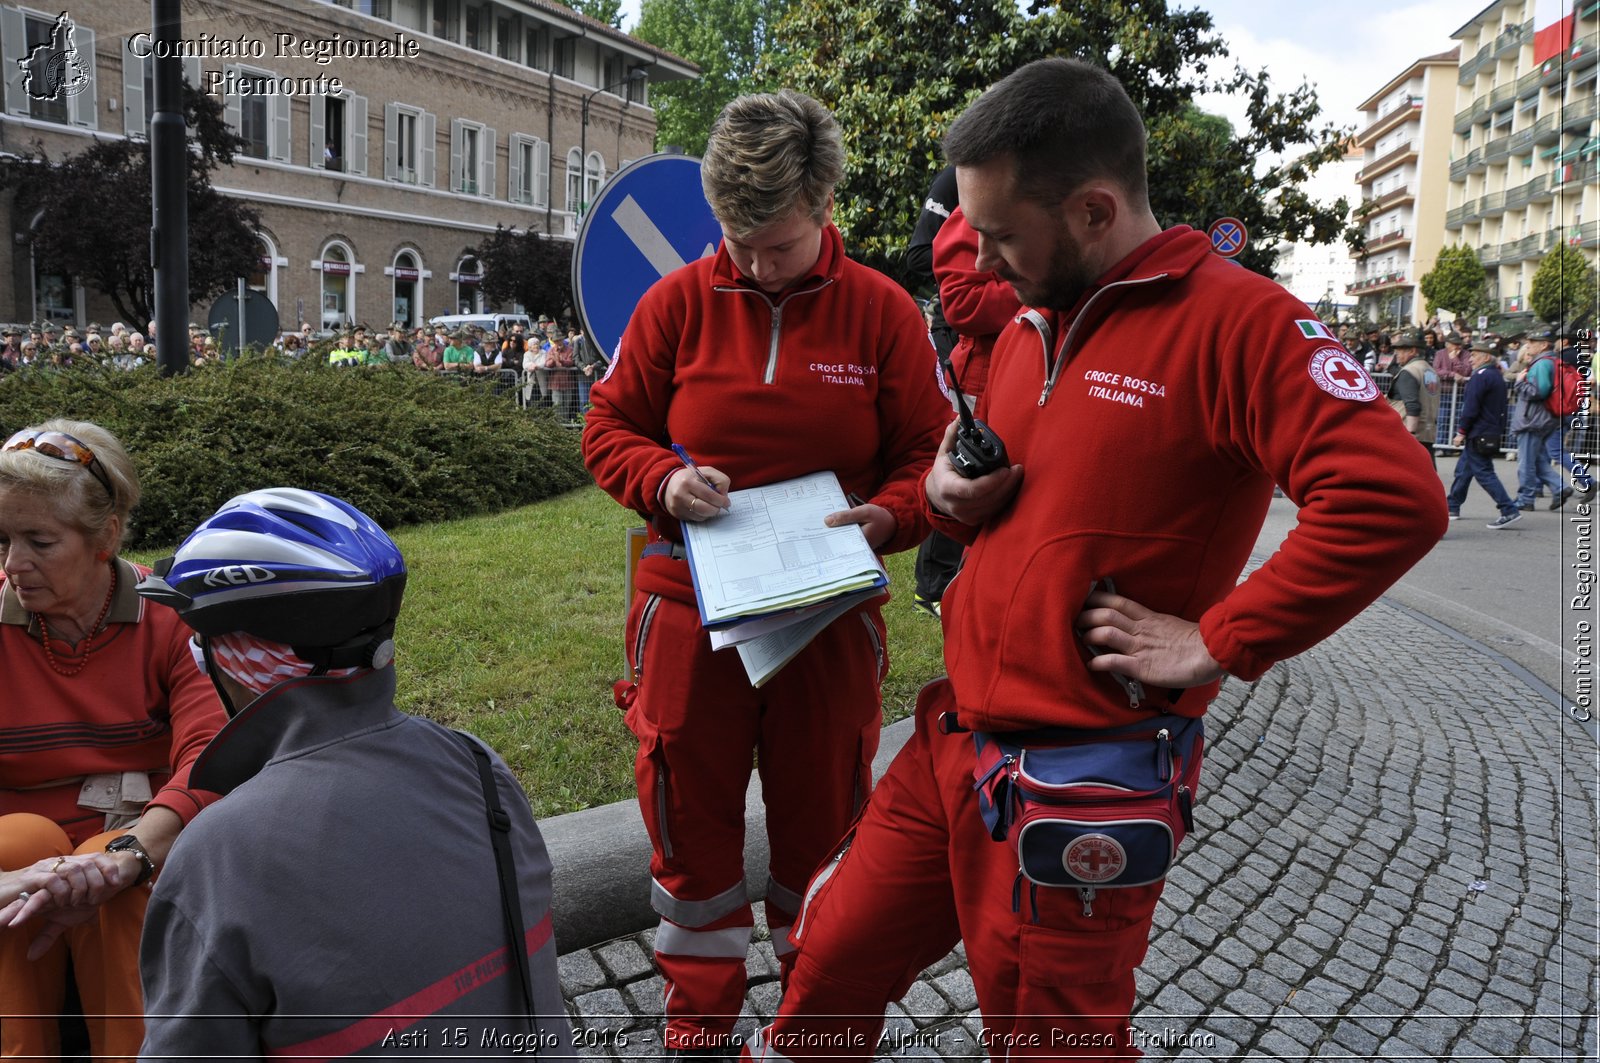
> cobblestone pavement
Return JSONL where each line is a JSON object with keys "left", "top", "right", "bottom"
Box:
{"left": 556, "top": 593, "right": 1599, "bottom": 1060}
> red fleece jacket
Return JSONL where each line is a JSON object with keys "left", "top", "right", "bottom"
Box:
{"left": 934, "top": 206, "right": 1019, "bottom": 403}
{"left": 0, "top": 559, "right": 226, "bottom": 842}
{"left": 584, "top": 224, "right": 950, "bottom": 604}
{"left": 929, "top": 227, "right": 1447, "bottom": 732}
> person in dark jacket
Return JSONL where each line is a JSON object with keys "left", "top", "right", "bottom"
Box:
{"left": 1447, "top": 340, "right": 1522, "bottom": 529}
{"left": 134, "top": 489, "right": 568, "bottom": 1058}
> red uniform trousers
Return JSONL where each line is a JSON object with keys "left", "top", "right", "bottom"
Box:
{"left": 0, "top": 813, "right": 148, "bottom": 1062}
{"left": 749, "top": 680, "right": 1177, "bottom": 1061}
{"left": 622, "top": 592, "right": 886, "bottom": 1049}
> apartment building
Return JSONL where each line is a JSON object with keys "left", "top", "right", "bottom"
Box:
{"left": 1346, "top": 48, "right": 1460, "bottom": 327}
{"left": 1447, "top": 0, "right": 1598, "bottom": 327}
{"left": 1272, "top": 138, "right": 1363, "bottom": 319}
{"left": 0, "top": 0, "right": 697, "bottom": 330}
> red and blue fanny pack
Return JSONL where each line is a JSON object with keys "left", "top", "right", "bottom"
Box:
{"left": 968, "top": 714, "right": 1204, "bottom": 912}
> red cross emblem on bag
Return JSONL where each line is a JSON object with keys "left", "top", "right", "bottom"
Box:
{"left": 1063, "top": 834, "right": 1127, "bottom": 883}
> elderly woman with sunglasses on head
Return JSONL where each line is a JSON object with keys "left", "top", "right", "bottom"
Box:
{"left": 0, "top": 419, "right": 227, "bottom": 1061}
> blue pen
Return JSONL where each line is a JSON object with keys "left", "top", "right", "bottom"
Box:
{"left": 670, "top": 444, "right": 728, "bottom": 507}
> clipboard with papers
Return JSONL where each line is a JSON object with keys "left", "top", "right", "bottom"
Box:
{"left": 680, "top": 470, "right": 889, "bottom": 687}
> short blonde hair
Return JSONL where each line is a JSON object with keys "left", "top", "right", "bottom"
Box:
{"left": 0, "top": 419, "right": 140, "bottom": 547}
{"left": 701, "top": 89, "right": 843, "bottom": 239}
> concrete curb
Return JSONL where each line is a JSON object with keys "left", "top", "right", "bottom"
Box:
{"left": 544, "top": 715, "right": 916, "bottom": 955}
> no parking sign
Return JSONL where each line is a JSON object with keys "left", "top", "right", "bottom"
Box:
{"left": 1207, "top": 217, "right": 1248, "bottom": 259}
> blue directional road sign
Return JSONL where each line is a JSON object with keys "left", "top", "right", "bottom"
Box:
{"left": 573, "top": 154, "right": 721, "bottom": 360}
{"left": 1207, "top": 217, "right": 1247, "bottom": 259}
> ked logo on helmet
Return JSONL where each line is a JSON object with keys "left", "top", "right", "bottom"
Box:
{"left": 202, "top": 565, "right": 276, "bottom": 588}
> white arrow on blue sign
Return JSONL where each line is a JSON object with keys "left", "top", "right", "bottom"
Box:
{"left": 572, "top": 154, "right": 721, "bottom": 359}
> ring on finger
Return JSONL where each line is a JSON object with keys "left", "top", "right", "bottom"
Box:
{"left": 52, "top": 859, "right": 67, "bottom": 874}
{"left": 16, "top": 891, "right": 27, "bottom": 903}
{"left": 690, "top": 498, "right": 699, "bottom": 516}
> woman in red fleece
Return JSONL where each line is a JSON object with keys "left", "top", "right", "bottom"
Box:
{"left": 0, "top": 419, "right": 227, "bottom": 1061}
{"left": 582, "top": 90, "right": 948, "bottom": 1057}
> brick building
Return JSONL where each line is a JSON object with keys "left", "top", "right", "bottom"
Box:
{"left": 0, "top": 0, "right": 697, "bottom": 331}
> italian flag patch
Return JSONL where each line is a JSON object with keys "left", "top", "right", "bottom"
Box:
{"left": 1295, "top": 319, "right": 1337, "bottom": 341}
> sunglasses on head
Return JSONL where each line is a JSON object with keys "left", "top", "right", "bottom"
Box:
{"left": 3, "top": 429, "right": 115, "bottom": 499}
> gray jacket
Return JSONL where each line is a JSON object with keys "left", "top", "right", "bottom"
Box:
{"left": 139, "top": 668, "right": 570, "bottom": 1059}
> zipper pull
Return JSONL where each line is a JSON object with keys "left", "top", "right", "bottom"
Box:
{"left": 1156, "top": 728, "right": 1172, "bottom": 782}
{"left": 1038, "top": 379, "right": 1054, "bottom": 407}
{"left": 1179, "top": 785, "right": 1195, "bottom": 833}
{"left": 1078, "top": 885, "right": 1096, "bottom": 917}
{"left": 972, "top": 751, "right": 1013, "bottom": 790}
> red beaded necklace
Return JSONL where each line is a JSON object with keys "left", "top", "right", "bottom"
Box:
{"left": 37, "top": 561, "right": 117, "bottom": 678}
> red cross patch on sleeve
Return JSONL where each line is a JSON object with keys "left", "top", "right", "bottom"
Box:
{"left": 1307, "top": 346, "right": 1379, "bottom": 402}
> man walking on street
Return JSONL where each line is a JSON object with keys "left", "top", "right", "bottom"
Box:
{"left": 746, "top": 58, "right": 1445, "bottom": 1060}
{"left": 1510, "top": 326, "right": 1587, "bottom": 511}
{"left": 1449, "top": 340, "right": 1523, "bottom": 529}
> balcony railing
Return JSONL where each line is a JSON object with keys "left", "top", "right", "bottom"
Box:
{"left": 1488, "top": 82, "right": 1518, "bottom": 111}
{"left": 1446, "top": 203, "right": 1471, "bottom": 229}
{"left": 1366, "top": 185, "right": 1415, "bottom": 212}
{"left": 1365, "top": 229, "right": 1411, "bottom": 254}
{"left": 1460, "top": 45, "right": 1491, "bottom": 84}
{"left": 1562, "top": 93, "right": 1599, "bottom": 130}
{"left": 1572, "top": 32, "right": 1598, "bottom": 71}
{"left": 1515, "top": 69, "right": 1543, "bottom": 99}
{"left": 1360, "top": 97, "right": 1423, "bottom": 143}
{"left": 1357, "top": 139, "right": 1415, "bottom": 182}
{"left": 1483, "top": 133, "right": 1513, "bottom": 164}
{"left": 1532, "top": 111, "right": 1561, "bottom": 145}
{"left": 1346, "top": 272, "right": 1409, "bottom": 295}
{"left": 1494, "top": 19, "right": 1530, "bottom": 57}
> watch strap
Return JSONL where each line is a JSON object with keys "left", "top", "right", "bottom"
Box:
{"left": 105, "top": 834, "right": 156, "bottom": 886}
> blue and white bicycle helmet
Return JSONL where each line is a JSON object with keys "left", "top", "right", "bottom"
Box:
{"left": 136, "top": 488, "right": 406, "bottom": 669}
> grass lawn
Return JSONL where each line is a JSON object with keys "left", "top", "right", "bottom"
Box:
{"left": 140, "top": 485, "right": 949, "bottom": 818}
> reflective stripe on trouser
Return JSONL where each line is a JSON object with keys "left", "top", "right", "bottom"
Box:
{"left": 758, "top": 679, "right": 1176, "bottom": 1061}
{"left": 621, "top": 593, "right": 886, "bottom": 1044}
{"left": 0, "top": 815, "right": 148, "bottom": 1063}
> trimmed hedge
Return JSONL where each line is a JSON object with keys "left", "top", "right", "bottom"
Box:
{"left": 0, "top": 356, "right": 587, "bottom": 548}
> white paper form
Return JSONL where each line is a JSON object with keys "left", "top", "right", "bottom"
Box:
{"left": 735, "top": 588, "right": 885, "bottom": 687}
{"left": 682, "top": 470, "right": 887, "bottom": 627}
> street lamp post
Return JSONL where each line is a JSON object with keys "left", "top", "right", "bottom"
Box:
{"left": 577, "top": 67, "right": 647, "bottom": 219}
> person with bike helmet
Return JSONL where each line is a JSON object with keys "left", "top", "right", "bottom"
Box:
{"left": 134, "top": 488, "right": 569, "bottom": 1057}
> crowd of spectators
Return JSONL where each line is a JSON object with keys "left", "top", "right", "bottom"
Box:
{"left": 0, "top": 315, "right": 603, "bottom": 425}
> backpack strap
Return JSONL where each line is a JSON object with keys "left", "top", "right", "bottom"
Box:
{"left": 453, "top": 730, "right": 536, "bottom": 1028}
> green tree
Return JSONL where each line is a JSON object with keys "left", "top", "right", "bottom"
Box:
{"left": 758, "top": 0, "right": 1352, "bottom": 279}
{"left": 1419, "top": 244, "right": 1493, "bottom": 321}
{"left": 635, "top": 0, "right": 787, "bottom": 155}
{"left": 0, "top": 84, "right": 261, "bottom": 325}
{"left": 472, "top": 225, "right": 573, "bottom": 318}
{"left": 567, "top": 0, "right": 624, "bottom": 28}
{"left": 1529, "top": 243, "right": 1599, "bottom": 327}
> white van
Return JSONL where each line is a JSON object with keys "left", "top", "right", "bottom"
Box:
{"left": 427, "top": 312, "right": 532, "bottom": 335}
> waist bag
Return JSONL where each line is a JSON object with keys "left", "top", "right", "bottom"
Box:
{"left": 971, "top": 714, "right": 1204, "bottom": 900}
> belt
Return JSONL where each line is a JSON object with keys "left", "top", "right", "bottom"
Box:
{"left": 641, "top": 541, "right": 687, "bottom": 561}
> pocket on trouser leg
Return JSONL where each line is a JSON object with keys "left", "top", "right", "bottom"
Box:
{"left": 634, "top": 730, "right": 675, "bottom": 865}
{"left": 1007, "top": 917, "right": 1153, "bottom": 1058}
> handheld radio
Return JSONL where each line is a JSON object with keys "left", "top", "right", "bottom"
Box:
{"left": 941, "top": 354, "right": 1009, "bottom": 479}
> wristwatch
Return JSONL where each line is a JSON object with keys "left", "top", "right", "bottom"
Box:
{"left": 104, "top": 834, "right": 156, "bottom": 886}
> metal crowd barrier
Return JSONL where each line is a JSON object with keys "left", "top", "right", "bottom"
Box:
{"left": 1373, "top": 373, "right": 1597, "bottom": 460}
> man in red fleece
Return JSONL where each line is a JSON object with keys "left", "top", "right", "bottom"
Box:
{"left": 583, "top": 89, "right": 948, "bottom": 1057}
{"left": 747, "top": 59, "right": 1446, "bottom": 1060}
